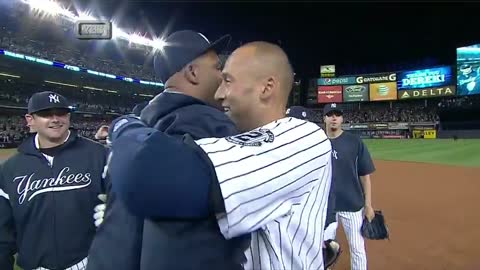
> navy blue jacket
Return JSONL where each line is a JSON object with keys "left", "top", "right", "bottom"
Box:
{"left": 87, "top": 91, "right": 249, "bottom": 270}
{"left": 0, "top": 132, "right": 107, "bottom": 270}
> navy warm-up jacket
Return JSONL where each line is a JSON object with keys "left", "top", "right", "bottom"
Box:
{"left": 0, "top": 132, "right": 107, "bottom": 270}
{"left": 87, "top": 91, "right": 249, "bottom": 270}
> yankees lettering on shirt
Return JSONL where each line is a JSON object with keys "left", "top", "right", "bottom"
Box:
{"left": 14, "top": 167, "right": 92, "bottom": 204}
{"left": 197, "top": 117, "right": 333, "bottom": 270}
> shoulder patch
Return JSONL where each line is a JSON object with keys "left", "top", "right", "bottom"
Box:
{"left": 225, "top": 129, "right": 275, "bottom": 147}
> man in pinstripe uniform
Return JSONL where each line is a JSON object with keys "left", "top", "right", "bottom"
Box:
{"left": 322, "top": 103, "right": 376, "bottom": 270}
{"left": 107, "top": 41, "right": 334, "bottom": 269}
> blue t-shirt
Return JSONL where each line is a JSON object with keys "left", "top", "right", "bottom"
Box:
{"left": 330, "top": 131, "right": 375, "bottom": 212}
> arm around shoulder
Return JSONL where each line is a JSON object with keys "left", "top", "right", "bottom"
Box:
{"left": 108, "top": 125, "right": 217, "bottom": 219}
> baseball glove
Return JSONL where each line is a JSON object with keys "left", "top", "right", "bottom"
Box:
{"left": 361, "top": 210, "right": 390, "bottom": 240}
{"left": 323, "top": 240, "right": 342, "bottom": 269}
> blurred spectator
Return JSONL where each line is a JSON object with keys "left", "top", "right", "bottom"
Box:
{"left": 309, "top": 95, "right": 480, "bottom": 124}
{"left": 0, "top": 78, "right": 151, "bottom": 114}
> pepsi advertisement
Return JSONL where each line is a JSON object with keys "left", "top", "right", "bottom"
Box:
{"left": 318, "top": 76, "right": 357, "bottom": 86}
{"left": 397, "top": 66, "right": 453, "bottom": 90}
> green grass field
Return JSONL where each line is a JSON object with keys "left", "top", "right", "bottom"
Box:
{"left": 363, "top": 138, "right": 480, "bottom": 168}
{"left": 4, "top": 138, "right": 480, "bottom": 269}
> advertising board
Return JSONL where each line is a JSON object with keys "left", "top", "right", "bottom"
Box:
{"left": 397, "top": 66, "right": 453, "bottom": 90}
{"left": 355, "top": 72, "right": 396, "bottom": 84}
{"left": 369, "top": 82, "right": 398, "bottom": 101}
{"left": 398, "top": 85, "right": 456, "bottom": 99}
{"left": 318, "top": 86, "right": 343, "bottom": 103}
{"left": 343, "top": 84, "right": 369, "bottom": 102}
{"left": 318, "top": 76, "right": 356, "bottom": 86}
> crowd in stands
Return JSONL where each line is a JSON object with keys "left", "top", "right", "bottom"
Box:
{"left": 310, "top": 100, "right": 439, "bottom": 124}
{"left": 3, "top": 93, "right": 480, "bottom": 144}
{"left": 0, "top": 16, "right": 157, "bottom": 82}
{"left": 0, "top": 115, "right": 28, "bottom": 144}
{"left": 0, "top": 78, "right": 148, "bottom": 115}
{"left": 309, "top": 95, "right": 480, "bottom": 124}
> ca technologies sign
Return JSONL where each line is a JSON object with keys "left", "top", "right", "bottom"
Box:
{"left": 355, "top": 73, "right": 397, "bottom": 84}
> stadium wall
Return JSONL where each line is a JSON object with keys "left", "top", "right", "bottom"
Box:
{"left": 437, "top": 129, "right": 480, "bottom": 139}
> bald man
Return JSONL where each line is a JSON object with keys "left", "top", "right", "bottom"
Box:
{"left": 216, "top": 41, "right": 294, "bottom": 132}
{"left": 107, "top": 41, "right": 333, "bottom": 269}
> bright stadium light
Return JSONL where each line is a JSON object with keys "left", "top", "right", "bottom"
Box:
{"left": 152, "top": 39, "right": 166, "bottom": 50}
{"left": 23, "top": 0, "right": 75, "bottom": 18}
{"left": 18, "top": 0, "right": 161, "bottom": 50}
{"left": 77, "top": 11, "right": 96, "bottom": 21}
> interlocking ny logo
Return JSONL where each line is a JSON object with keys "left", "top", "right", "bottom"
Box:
{"left": 331, "top": 103, "right": 337, "bottom": 108}
{"left": 49, "top": 94, "right": 60, "bottom": 103}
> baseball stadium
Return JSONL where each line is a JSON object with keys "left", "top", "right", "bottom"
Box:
{"left": 1, "top": 1, "right": 480, "bottom": 270}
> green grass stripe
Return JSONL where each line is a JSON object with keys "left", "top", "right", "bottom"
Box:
{"left": 363, "top": 139, "right": 480, "bottom": 167}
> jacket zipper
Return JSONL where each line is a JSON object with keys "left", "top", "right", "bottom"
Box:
{"left": 43, "top": 155, "right": 60, "bottom": 269}
{"left": 49, "top": 158, "right": 60, "bottom": 269}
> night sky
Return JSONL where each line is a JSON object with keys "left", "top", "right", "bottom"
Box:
{"left": 62, "top": 1, "right": 480, "bottom": 78}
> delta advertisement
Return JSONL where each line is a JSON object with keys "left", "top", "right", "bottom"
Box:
{"left": 397, "top": 66, "right": 453, "bottom": 90}
{"left": 369, "top": 82, "right": 398, "bottom": 101}
{"left": 398, "top": 85, "right": 456, "bottom": 99}
{"left": 318, "top": 85, "right": 343, "bottom": 103}
{"left": 343, "top": 84, "right": 369, "bottom": 102}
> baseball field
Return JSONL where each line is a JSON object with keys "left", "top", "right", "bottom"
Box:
{"left": 2, "top": 138, "right": 480, "bottom": 270}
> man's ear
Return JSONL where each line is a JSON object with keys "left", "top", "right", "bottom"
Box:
{"left": 184, "top": 63, "right": 200, "bottom": 85}
{"left": 25, "top": 113, "right": 34, "bottom": 127}
{"left": 260, "top": 76, "right": 275, "bottom": 100}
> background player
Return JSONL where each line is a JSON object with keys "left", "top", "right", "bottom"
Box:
{"left": 106, "top": 41, "right": 333, "bottom": 270}
{"left": 87, "top": 30, "right": 249, "bottom": 270}
{"left": 323, "top": 103, "right": 376, "bottom": 270}
{"left": 0, "top": 91, "right": 108, "bottom": 270}
{"left": 286, "top": 105, "right": 342, "bottom": 269}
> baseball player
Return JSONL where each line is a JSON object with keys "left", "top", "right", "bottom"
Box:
{"left": 322, "top": 103, "right": 376, "bottom": 270}
{"left": 87, "top": 30, "right": 249, "bottom": 270}
{"left": 0, "top": 91, "right": 108, "bottom": 270}
{"left": 106, "top": 41, "right": 333, "bottom": 269}
{"left": 286, "top": 106, "right": 342, "bottom": 269}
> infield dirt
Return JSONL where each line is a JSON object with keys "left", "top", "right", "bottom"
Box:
{"left": 333, "top": 160, "right": 480, "bottom": 270}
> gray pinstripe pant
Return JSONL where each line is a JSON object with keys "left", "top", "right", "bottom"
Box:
{"left": 329, "top": 208, "right": 367, "bottom": 270}
{"left": 33, "top": 257, "right": 88, "bottom": 270}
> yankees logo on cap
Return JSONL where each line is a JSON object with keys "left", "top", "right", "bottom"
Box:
{"left": 323, "top": 103, "right": 343, "bottom": 116}
{"left": 48, "top": 93, "right": 60, "bottom": 103}
{"left": 27, "top": 91, "right": 73, "bottom": 114}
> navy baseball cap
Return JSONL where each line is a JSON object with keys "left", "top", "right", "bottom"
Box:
{"left": 153, "top": 30, "right": 231, "bottom": 83}
{"left": 131, "top": 101, "right": 149, "bottom": 117}
{"left": 286, "top": 106, "right": 312, "bottom": 121}
{"left": 323, "top": 103, "right": 343, "bottom": 116}
{"left": 27, "top": 91, "right": 73, "bottom": 114}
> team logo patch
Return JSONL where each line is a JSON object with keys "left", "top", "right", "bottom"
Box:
{"left": 226, "top": 129, "right": 275, "bottom": 147}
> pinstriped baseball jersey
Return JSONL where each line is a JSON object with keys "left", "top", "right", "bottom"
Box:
{"left": 196, "top": 117, "right": 333, "bottom": 270}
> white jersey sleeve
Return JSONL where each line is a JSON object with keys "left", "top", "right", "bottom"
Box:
{"left": 196, "top": 117, "right": 332, "bottom": 239}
